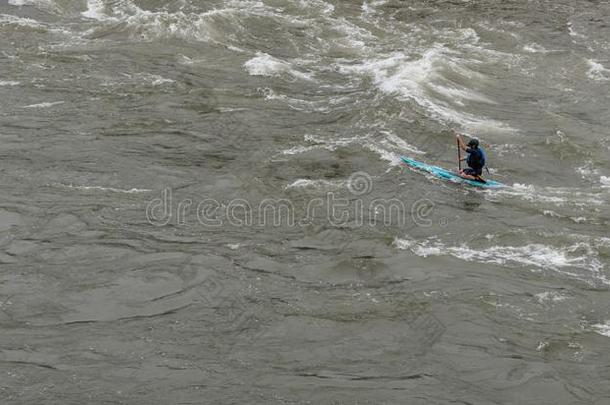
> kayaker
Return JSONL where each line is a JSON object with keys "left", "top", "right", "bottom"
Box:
{"left": 455, "top": 132, "right": 486, "bottom": 182}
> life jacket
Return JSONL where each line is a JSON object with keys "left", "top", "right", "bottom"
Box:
{"left": 467, "top": 147, "right": 486, "bottom": 170}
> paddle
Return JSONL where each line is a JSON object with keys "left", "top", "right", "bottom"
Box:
{"left": 457, "top": 137, "right": 461, "bottom": 172}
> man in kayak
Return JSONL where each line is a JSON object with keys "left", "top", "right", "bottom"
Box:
{"left": 455, "top": 132, "right": 486, "bottom": 182}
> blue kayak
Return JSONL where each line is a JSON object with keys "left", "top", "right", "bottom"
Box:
{"left": 400, "top": 156, "right": 504, "bottom": 188}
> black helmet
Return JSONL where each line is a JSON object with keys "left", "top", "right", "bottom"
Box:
{"left": 468, "top": 138, "right": 479, "bottom": 148}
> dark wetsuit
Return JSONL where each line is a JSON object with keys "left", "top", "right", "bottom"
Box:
{"left": 464, "top": 147, "right": 485, "bottom": 176}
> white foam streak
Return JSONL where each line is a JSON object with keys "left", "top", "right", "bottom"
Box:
{"left": 285, "top": 179, "right": 345, "bottom": 190}
{"left": 0, "top": 13, "right": 44, "bottom": 29}
{"left": 492, "top": 183, "right": 605, "bottom": 207}
{"left": 394, "top": 237, "right": 608, "bottom": 285}
{"left": 281, "top": 145, "right": 323, "bottom": 155}
{"left": 377, "top": 131, "right": 425, "bottom": 155}
{"left": 22, "top": 101, "right": 64, "bottom": 108}
{"left": 61, "top": 184, "right": 151, "bottom": 194}
{"left": 523, "top": 43, "right": 549, "bottom": 53}
{"left": 8, "top": 0, "right": 56, "bottom": 10}
{"left": 363, "top": 143, "right": 403, "bottom": 166}
{"left": 135, "top": 73, "right": 174, "bottom": 86}
{"left": 592, "top": 322, "right": 610, "bottom": 337}
{"left": 244, "top": 52, "right": 313, "bottom": 81}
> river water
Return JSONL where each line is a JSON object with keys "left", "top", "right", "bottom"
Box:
{"left": 1, "top": 0, "right": 609, "bottom": 403}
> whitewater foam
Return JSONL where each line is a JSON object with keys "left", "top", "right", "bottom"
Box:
{"left": 8, "top": 0, "right": 57, "bottom": 11}
{"left": 361, "top": 0, "right": 387, "bottom": 16}
{"left": 244, "top": 52, "right": 313, "bottom": 81}
{"left": 96, "top": 0, "right": 289, "bottom": 45}
{"left": 338, "top": 47, "right": 510, "bottom": 131}
{"left": 376, "top": 131, "right": 425, "bottom": 155}
{"left": 535, "top": 291, "right": 568, "bottom": 304}
{"left": 567, "top": 22, "right": 587, "bottom": 40}
{"left": 576, "top": 161, "right": 599, "bottom": 180}
{"left": 394, "top": 237, "right": 608, "bottom": 285}
{"left": 82, "top": 0, "right": 110, "bottom": 21}
{"left": 493, "top": 183, "right": 605, "bottom": 207}
{"left": 333, "top": 17, "right": 375, "bottom": 49}
{"left": 292, "top": 130, "right": 421, "bottom": 168}
{"left": 592, "top": 321, "right": 610, "bottom": 337}
{"left": 363, "top": 143, "right": 404, "bottom": 167}
{"left": 586, "top": 60, "right": 610, "bottom": 81}
{"left": 297, "top": 0, "right": 334, "bottom": 15}
{"left": 0, "top": 13, "right": 45, "bottom": 29}
{"left": 135, "top": 73, "right": 174, "bottom": 86}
